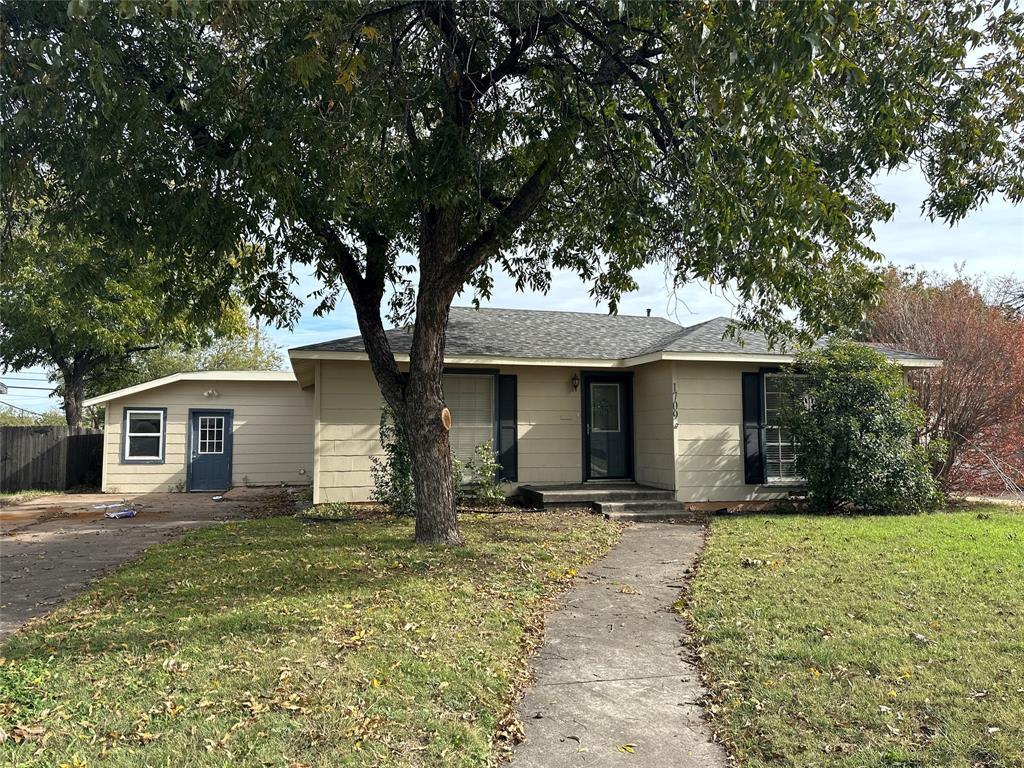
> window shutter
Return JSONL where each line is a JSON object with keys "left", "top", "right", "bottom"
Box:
{"left": 741, "top": 372, "right": 766, "bottom": 485}
{"left": 496, "top": 375, "right": 518, "bottom": 482}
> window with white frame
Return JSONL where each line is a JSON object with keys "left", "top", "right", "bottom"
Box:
{"left": 443, "top": 373, "right": 494, "bottom": 467}
{"left": 198, "top": 415, "right": 225, "bottom": 454}
{"left": 762, "top": 373, "right": 800, "bottom": 482}
{"left": 123, "top": 409, "right": 165, "bottom": 461}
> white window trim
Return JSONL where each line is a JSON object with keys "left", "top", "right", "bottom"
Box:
{"left": 124, "top": 408, "right": 165, "bottom": 461}
{"left": 198, "top": 415, "right": 226, "bottom": 455}
{"left": 762, "top": 373, "right": 801, "bottom": 484}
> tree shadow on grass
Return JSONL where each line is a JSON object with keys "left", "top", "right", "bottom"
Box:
{"left": 2, "top": 515, "right": 580, "bottom": 662}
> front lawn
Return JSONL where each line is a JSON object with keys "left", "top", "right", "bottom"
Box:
{"left": 688, "top": 505, "right": 1024, "bottom": 767}
{"left": 0, "top": 511, "right": 619, "bottom": 766}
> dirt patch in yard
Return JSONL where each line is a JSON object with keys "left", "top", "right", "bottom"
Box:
{"left": 0, "top": 487, "right": 300, "bottom": 639}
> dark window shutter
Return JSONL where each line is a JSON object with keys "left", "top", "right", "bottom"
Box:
{"left": 496, "top": 375, "right": 518, "bottom": 482}
{"left": 741, "top": 372, "right": 766, "bottom": 485}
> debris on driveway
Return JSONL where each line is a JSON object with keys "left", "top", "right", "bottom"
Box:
{"left": 103, "top": 508, "right": 137, "bottom": 519}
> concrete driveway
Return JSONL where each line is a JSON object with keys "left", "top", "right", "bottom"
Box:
{"left": 0, "top": 487, "right": 296, "bottom": 640}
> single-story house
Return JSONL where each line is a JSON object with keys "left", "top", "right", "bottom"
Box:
{"left": 85, "top": 307, "right": 940, "bottom": 505}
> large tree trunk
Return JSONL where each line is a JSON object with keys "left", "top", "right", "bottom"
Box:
{"left": 403, "top": 383, "right": 461, "bottom": 545}
{"left": 400, "top": 212, "right": 464, "bottom": 545}
{"left": 62, "top": 370, "right": 85, "bottom": 427}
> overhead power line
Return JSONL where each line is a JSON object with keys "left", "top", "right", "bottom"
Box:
{"left": 0, "top": 400, "right": 45, "bottom": 416}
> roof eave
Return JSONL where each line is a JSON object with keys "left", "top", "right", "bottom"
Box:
{"left": 82, "top": 370, "right": 296, "bottom": 407}
{"left": 288, "top": 348, "right": 943, "bottom": 369}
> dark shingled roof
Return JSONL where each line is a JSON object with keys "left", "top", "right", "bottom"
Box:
{"left": 291, "top": 306, "right": 938, "bottom": 363}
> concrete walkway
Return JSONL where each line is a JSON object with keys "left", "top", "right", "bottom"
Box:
{"left": 509, "top": 523, "right": 727, "bottom": 768}
{"left": 0, "top": 488, "right": 293, "bottom": 640}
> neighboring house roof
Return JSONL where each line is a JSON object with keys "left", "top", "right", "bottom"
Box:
{"left": 289, "top": 307, "right": 941, "bottom": 367}
{"left": 82, "top": 371, "right": 296, "bottom": 407}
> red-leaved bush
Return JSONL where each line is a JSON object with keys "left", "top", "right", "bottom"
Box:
{"left": 864, "top": 270, "right": 1024, "bottom": 494}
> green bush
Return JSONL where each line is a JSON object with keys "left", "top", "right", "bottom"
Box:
{"left": 467, "top": 441, "right": 506, "bottom": 506}
{"left": 781, "top": 340, "right": 945, "bottom": 514}
{"left": 370, "top": 406, "right": 466, "bottom": 515}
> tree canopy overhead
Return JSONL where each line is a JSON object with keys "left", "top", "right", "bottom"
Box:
{"left": 0, "top": 208, "right": 246, "bottom": 426}
{"left": 3, "top": 1, "right": 1022, "bottom": 542}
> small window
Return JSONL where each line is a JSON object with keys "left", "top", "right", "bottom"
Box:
{"left": 198, "top": 416, "right": 225, "bottom": 454}
{"left": 124, "top": 409, "right": 165, "bottom": 462}
{"left": 763, "top": 374, "right": 800, "bottom": 483}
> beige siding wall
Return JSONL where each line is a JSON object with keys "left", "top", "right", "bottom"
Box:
{"left": 317, "top": 361, "right": 385, "bottom": 503}
{"left": 633, "top": 361, "right": 676, "bottom": 490}
{"left": 506, "top": 365, "right": 582, "bottom": 485}
{"left": 315, "top": 361, "right": 586, "bottom": 502}
{"left": 102, "top": 380, "right": 313, "bottom": 493}
{"left": 315, "top": 358, "right": 792, "bottom": 504}
{"left": 672, "top": 361, "right": 787, "bottom": 503}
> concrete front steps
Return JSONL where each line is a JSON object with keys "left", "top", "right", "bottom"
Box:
{"left": 518, "top": 483, "right": 704, "bottom": 523}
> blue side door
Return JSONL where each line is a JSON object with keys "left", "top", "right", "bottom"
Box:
{"left": 188, "top": 410, "right": 233, "bottom": 491}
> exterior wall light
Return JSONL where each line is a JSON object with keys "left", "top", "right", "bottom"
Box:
{"left": 570, "top": 373, "right": 580, "bottom": 392}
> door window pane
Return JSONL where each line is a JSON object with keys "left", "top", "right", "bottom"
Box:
{"left": 591, "top": 383, "right": 620, "bottom": 432}
{"left": 198, "top": 416, "right": 225, "bottom": 454}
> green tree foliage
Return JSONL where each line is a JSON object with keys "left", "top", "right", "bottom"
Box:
{"left": 781, "top": 341, "right": 945, "bottom": 514}
{"left": 0, "top": 211, "right": 245, "bottom": 426}
{"left": 3, "top": 2, "right": 1020, "bottom": 541}
{"left": 0, "top": 405, "right": 64, "bottom": 426}
{"left": 86, "top": 320, "right": 284, "bottom": 400}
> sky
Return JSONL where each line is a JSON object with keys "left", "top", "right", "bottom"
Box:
{"left": 3, "top": 166, "right": 1022, "bottom": 415}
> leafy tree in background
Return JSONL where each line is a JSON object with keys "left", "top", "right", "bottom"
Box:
{"left": 864, "top": 268, "right": 1024, "bottom": 489}
{"left": 85, "top": 320, "right": 284, "bottom": 400}
{"left": 781, "top": 341, "right": 944, "bottom": 514}
{"left": 0, "top": 405, "right": 65, "bottom": 426}
{"left": 3, "top": 2, "right": 1021, "bottom": 542}
{"left": 0, "top": 212, "right": 245, "bottom": 426}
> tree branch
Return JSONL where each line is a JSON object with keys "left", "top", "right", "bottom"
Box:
{"left": 304, "top": 216, "right": 406, "bottom": 407}
{"left": 454, "top": 152, "right": 562, "bottom": 275}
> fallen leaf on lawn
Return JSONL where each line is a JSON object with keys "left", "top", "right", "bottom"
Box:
{"left": 11, "top": 724, "right": 46, "bottom": 744}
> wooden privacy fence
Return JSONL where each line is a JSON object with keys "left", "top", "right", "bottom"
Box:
{"left": 0, "top": 426, "right": 103, "bottom": 493}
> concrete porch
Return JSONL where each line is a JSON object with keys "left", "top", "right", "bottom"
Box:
{"left": 517, "top": 482, "right": 703, "bottom": 523}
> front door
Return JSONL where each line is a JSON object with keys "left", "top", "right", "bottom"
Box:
{"left": 583, "top": 374, "right": 633, "bottom": 480}
{"left": 188, "top": 410, "right": 233, "bottom": 491}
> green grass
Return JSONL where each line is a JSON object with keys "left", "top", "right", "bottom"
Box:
{"left": 0, "top": 512, "right": 619, "bottom": 767}
{"left": 688, "top": 505, "right": 1024, "bottom": 768}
